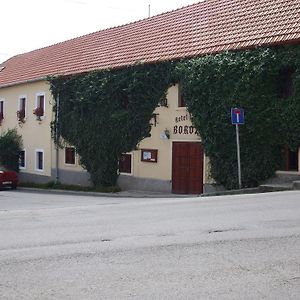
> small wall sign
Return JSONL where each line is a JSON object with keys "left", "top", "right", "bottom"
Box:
{"left": 141, "top": 149, "right": 158, "bottom": 163}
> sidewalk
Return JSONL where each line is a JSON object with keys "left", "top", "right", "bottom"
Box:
{"left": 17, "top": 187, "right": 197, "bottom": 198}
{"left": 18, "top": 185, "right": 291, "bottom": 198}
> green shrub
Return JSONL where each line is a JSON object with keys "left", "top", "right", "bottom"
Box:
{"left": 19, "top": 181, "right": 121, "bottom": 193}
{"left": 0, "top": 129, "right": 23, "bottom": 171}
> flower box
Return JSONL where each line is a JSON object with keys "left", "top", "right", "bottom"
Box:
{"left": 33, "top": 107, "right": 44, "bottom": 120}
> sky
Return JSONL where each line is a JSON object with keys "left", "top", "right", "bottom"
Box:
{"left": 1, "top": 0, "right": 199, "bottom": 63}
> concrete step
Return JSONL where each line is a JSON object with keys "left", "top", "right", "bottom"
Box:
{"left": 259, "top": 184, "right": 293, "bottom": 193}
{"left": 263, "top": 172, "right": 300, "bottom": 185}
{"left": 293, "top": 181, "right": 300, "bottom": 190}
{"left": 261, "top": 172, "right": 300, "bottom": 192}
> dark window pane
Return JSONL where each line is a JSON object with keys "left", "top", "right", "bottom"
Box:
{"left": 20, "top": 98, "right": 26, "bottom": 111}
{"left": 65, "top": 147, "right": 76, "bottom": 164}
{"left": 37, "top": 152, "right": 43, "bottom": 170}
{"left": 119, "top": 154, "right": 132, "bottom": 173}
{"left": 19, "top": 151, "right": 25, "bottom": 168}
{"left": 278, "top": 68, "right": 294, "bottom": 99}
{"left": 0, "top": 101, "right": 3, "bottom": 120}
{"left": 37, "top": 95, "right": 45, "bottom": 116}
{"left": 178, "top": 84, "right": 185, "bottom": 107}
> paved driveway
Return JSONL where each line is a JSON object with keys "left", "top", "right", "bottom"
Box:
{"left": 0, "top": 190, "right": 300, "bottom": 299}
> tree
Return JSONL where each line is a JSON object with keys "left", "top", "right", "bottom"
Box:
{"left": 0, "top": 129, "right": 23, "bottom": 171}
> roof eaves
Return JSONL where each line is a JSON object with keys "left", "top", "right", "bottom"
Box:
{"left": 0, "top": 77, "right": 48, "bottom": 89}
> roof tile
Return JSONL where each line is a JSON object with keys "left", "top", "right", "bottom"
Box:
{"left": 0, "top": 0, "right": 300, "bottom": 87}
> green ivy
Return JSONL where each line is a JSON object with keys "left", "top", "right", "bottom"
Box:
{"left": 49, "top": 62, "right": 174, "bottom": 187}
{"left": 177, "top": 45, "right": 300, "bottom": 189}
{"left": 49, "top": 45, "right": 300, "bottom": 190}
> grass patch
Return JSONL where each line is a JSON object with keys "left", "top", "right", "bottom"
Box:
{"left": 19, "top": 181, "right": 121, "bottom": 193}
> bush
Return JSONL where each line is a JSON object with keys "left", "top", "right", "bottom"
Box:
{"left": 0, "top": 129, "right": 23, "bottom": 171}
{"left": 19, "top": 181, "right": 121, "bottom": 193}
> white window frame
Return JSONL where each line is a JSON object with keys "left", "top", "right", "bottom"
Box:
{"left": 19, "top": 149, "right": 26, "bottom": 170}
{"left": 18, "top": 95, "right": 27, "bottom": 120}
{"left": 64, "top": 146, "right": 77, "bottom": 166}
{"left": 35, "top": 92, "right": 46, "bottom": 119}
{"left": 177, "top": 84, "right": 186, "bottom": 110}
{"left": 35, "top": 149, "right": 44, "bottom": 172}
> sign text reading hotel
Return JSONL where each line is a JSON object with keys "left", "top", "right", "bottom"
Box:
{"left": 173, "top": 113, "right": 198, "bottom": 135}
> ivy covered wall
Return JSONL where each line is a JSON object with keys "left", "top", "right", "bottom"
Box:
{"left": 49, "top": 62, "right": 174, "bottom": 187}
{"left": 177, "top": 46, "right": 300, "bottom": 189}
{"left": 49, "top": 45, "right": 300, "bottom": 189}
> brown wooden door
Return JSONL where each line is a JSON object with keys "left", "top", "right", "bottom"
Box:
{"left": 172, "top": 142, "right": 203, "bottom": 194}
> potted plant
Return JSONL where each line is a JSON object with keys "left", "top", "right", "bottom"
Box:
{"left": 33, "top": 107, "right": 44, "bottom": 121}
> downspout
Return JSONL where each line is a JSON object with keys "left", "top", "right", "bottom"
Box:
{"left": 55, "top": 93, "right": 60, "bottom": 184}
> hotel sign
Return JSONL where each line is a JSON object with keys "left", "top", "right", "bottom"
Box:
{"left": 173, "top": 113, "right": 198, "bottom": 135}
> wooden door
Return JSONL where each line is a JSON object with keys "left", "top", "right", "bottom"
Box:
{"left": 172, "top": 142, "right": 203, "bottom": 194}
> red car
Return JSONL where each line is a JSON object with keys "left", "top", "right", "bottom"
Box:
{"left": 0, "top": 165, "right": 18, "bottom": 189}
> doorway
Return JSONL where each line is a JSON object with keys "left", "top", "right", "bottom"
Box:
{"left": 172, "top": 142, "right": 204, "bottom": 194}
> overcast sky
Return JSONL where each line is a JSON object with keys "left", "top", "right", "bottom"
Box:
{"left": 1, "top": 0, "right": 199, "bottom": 63}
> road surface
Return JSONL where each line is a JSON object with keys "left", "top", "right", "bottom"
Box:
{"left": 0, "top": 189, "right": 299, "bottom": 299}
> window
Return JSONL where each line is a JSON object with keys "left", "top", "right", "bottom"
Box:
{"left": 19, "top": 150, "right": 26, "bottom": 169}
{"left": 278, "top": 68, "right": 295, "bottom": 99}
{"left": 283, "top": 146, "right": 299, "bottom": 171}
{"left": 35, "top": 150, "right": 44, "bottom": 171}
{"left": 65, "top": 147, "right": 76, "bottom": 165}
{"left": 141, "top": 149, "right": 158, "bottom": 163}
{"left": 34, "top": 93, "right": 45, "bottom": 119}
{"left": 0, "top": 99, "right": 4, "bottom": 124}
{"left": 159, "top": 96, "right": 168, "bottom": 107}
{"left": 17, "top": 96, "right": 26, "bottom": 122}
{"left": 178, "top": 84, "right": 185, "bottom": 107}
{"left": 119, "top": 153, "right": 132, "bottom": 174}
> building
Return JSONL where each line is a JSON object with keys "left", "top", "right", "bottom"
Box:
{"left": 0, "top": 0, "right": 299, "bottom": 193}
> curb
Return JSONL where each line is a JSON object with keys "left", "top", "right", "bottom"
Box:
{"left": 16, "top": 185, "right": 295, "bottom": 199}
{"left": 201, "top": 187, "right": 261, "bottom": 197}
{"left": 16, "top": 187, "right": 196, "bottom": 198}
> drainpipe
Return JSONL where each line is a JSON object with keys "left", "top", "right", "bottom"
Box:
{"left": 55, "top": 93, "right": 60, "bottom": 184}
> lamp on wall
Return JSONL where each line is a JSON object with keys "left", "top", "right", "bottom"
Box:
{"left": 160, "top": 129, "right": 170, "bottom": 140}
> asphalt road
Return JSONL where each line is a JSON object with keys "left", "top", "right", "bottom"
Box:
{"left": 0, "top": 189, "right": 299, "bottom": 299}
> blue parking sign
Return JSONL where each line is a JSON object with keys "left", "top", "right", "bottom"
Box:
{"left": 231, "top": 108, "right": 245, "bottom": 125}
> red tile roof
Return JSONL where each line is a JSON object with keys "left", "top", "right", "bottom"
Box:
{"left": 0, "top": 0, "right": 299, "bottom": 88}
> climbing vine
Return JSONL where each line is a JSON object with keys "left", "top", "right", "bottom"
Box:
{"left": 177, "top": 45, "right": 300, "bottom": 189}
{"left": 49, "top": 45, "right": 300, "bottom": 190}
{"left": 49, "top": 62, "right": 174, "bottom": 187}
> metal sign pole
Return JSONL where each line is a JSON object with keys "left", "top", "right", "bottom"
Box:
{"left": 235, "top": 124, "right": 242, "bottom": 189}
